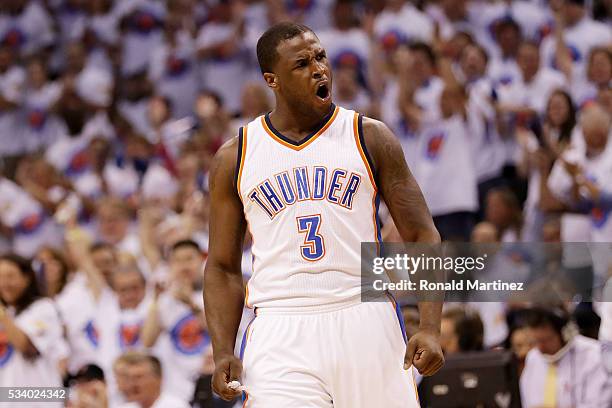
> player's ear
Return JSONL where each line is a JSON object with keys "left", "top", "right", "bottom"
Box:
{"left": 263, "top": 73, "right": 278, "bottom": 89}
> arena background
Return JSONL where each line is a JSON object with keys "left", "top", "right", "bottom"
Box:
{"left": 0, "top": 0, "right": 610, "bottom": 407}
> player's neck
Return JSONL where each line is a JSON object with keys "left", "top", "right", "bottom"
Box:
{"left": 268, "top": 103, "right": 334, "bottom": 142}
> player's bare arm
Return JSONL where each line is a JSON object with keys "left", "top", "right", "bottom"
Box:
{"left": 203, "top": 137, "right": 247, "bottom": 401}
{"left": 362, "top": 116, "right": 444, "bottom": 377}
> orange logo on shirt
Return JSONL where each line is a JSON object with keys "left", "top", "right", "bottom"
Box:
{"left": 170, "top": 314, "right": 209, "bottom": 355}
{"left": 0, "top": 330, "right": 14, "bottom": 366}
{"left": 119, "top": 322, "right": 142, "bottom": 350}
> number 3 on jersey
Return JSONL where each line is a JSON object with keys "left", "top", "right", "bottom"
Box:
{"left": 296, "top": 215, "right": 326, "bottom": 261}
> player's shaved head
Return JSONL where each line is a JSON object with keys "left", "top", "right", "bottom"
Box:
{"left": 257, "top": 22, "right": 315, "bottom": 74}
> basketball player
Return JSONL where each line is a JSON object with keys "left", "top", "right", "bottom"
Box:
{"left": 204, "top": 22, "right": 444, "bottom": 407}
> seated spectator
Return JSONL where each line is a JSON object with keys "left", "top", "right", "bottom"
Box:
{"left": 484, "top": 187, "right": 523, "bottom": 242}
{"left": 115, "top": 351, "right": 189, "bottom": 408}
{"left": 521, "top": 305, "right": 612, "bottom": 408}
{"left": 506, "top": 317, "right": 536, "bottom": 376}
{"left": 0, "top": 254, "right": 68, "bottom": 408}
{"left": 439, "top": 306, "right": 484, "bottom": 355}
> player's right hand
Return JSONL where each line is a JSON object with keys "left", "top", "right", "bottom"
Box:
{"left": 212, "top": 354, "right": 243, "bottom": 401}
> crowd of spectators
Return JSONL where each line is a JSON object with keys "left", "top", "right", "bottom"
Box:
{"left": 0, "top": 0, "right": 610, "bottom": 407}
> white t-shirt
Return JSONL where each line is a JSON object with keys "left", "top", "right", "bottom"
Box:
{"left": 413, "top": 115, "right": 478, "bottom": 216}
{"left": 118, "top": 391, "right": 191, "bottom": 408}
{"left": 21, "top": 81, "right": 66, "bottom": 152}
{"left": 0, "top": 178, "right": 58, "bottom": 257}
{"left": 0, "top": 298, "right": 67, "bottom": 408}
{"left": 0, "top": 1, "right": 55, "bottom": 57}
{"left": 196, "top": 22, "right": 248, "bottom": 114}
{"left": 154, "top": 290, "right": 209, "bottom": 403}
{"left": 283, "top": 0, "right": 334, "bottom": 32}
{"left": 148, "top": 31, "right": 200, "bottom": 119}
{"left": 497, "top": 67, "right": 566, "bottom": 115}
{"left": 466, "top": 77, "right": 506, "bottom": 182}
{"left": 0, "top": 66, "right": 25, "bottom": 156}
{"left": 317, "top": 28, "right": 370, "bottom": 77}
{"left": 115, "top": 0, "right": 166, "bottom": 76}
{"left": 487, "top": 57, "right": 521, "bottom": 87}
{"left": 96, "top": 295, "right": 152, "bottom": 404}
{"left": 56, "top": 274, "right": 115, "bottom": 374}
{"left": 540, "top": 17, "right": 612, "bottom": 81}
{"left": 374, "top": 4, "right": 433, "bottom": 53}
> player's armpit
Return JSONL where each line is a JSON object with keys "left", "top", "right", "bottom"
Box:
{"left": 204, "top": 137, "right": 247, "bottom": 360}
{"left": 360, "top": 116, "right": 440, "bottom": 244}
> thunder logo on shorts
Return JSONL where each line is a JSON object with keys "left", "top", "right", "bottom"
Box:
{"left": 170, "top": 314, "right": 210, "bottom": 355}
{"left": 0, "top": 329, "right": 14, "bottom": 367}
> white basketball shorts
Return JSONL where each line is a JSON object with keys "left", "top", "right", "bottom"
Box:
{"left": 239, "top": 297, "right": 420, "bottom": 407}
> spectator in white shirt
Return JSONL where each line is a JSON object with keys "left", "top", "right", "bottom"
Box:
{"left": 116, "top": 352, "right": 190, "bottom": 408}
{"left": 498, "top": 40, "right": 566, "bottom": 118}
{"left": 540, "top": 0, "right": 612, "bottom": 82}
{"left": 521, "top": 305, "right": 612, "bottom": 408}
{"left": 141, "top": 239, "right": 208, "bottom": 403}
{"left": 414, "top": 84, "right": 478, "bottom": 241}
{"left": 0, "top": 45, "right": 25, "bottom": 161}
{"left": 0, "top": 254, "right": 68, "bottom": 408}
{"left": 148, "top": 13, "right": 199, "bottom": 119}
{"left": 487, "top": 18, "right": 522, "bottom": 87}
{"left": 20, "top": 58, "right": 66, "bottom": 153}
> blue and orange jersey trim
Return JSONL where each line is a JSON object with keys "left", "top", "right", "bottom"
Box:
{"left": 352, "top": 112, "right": 382, "bottom": 252}
{"left": 236, "top": 126, "right": 248, "bottom": 198}
{"left": 261, "top": 104, "right": 339, "bottom": 151}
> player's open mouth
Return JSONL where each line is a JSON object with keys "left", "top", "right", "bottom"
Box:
{"left": 316, "top": 82, "right": 330, "bottom": 101}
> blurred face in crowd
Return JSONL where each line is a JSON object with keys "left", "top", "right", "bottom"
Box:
{"left": 460, "top": 44, "right": 487, "bottom": 82}
{"left": 546, "top": 91, "right": 571, "bottom": 128}
{"left": 91, "top": 246, "right": 118, "bottom": 284}
{"left": 0, "top": 260, "right": 29, "bottom": 306}
{"left": 511, "top": 327, "right": 536, "bottom": 362}
{"left": 532, "top": 324, "right": 563, "bottom": 355}
{"left": 66, "top": 43, "right": 86, "bottom": 74}
{"left": 113, "top": 361, "right": 130, "bottom": 398}
{"left": 97, "top": 202, "right": 131, "bottom": 245}
{"left": 113, "top": 270, "right": 146, "bottom": 310}
{"left": 409, "top": 49, "right": 434, "bottom": 84}
{"left": 496, "top": 24, "right": 520, "bottom": 57}
{"left": 265, "top": 31, "right": 333, "bottom": 119}
{"left": 27, "top": 60, "right": 47, "bottom": 89}
{"left": 470, "top": 222, "right": 498, "bottom": 243}
{"left": 517, "top": 43, "right": 540, "bottom": 82}
{"left": 170, "top": 245, "right": 204, "bottom": 287}
{"left": 581, "top": 105, "right": 610, "bottom": 155}
{"left": 36, "top": 248, "right": 68, "bottom": 296}
{"left": 588, "top": 49, "right": 612, "bottom": 86}
{"left": 440, "top": 0, "right": 467, "bottom": 20}
{"left": 334, "top": 66, "right": 359, "bottom": 98}
{"left": 148, "top": 96, "right": 171, "bottom": 127}
{"left": 440, "top": 86, "right": 463, "bottom": 118}
{"left": 562, "top": 1, "right": 585, "bottom": 26}
{"left": 0, "top": 47, "right": 14, "bottom": 72}
{"left": 122, "top": 361, "right": 161, "bottom": 406}
{"left": 485, "top": 191, "right": 514, "bottom": 229}
{"left": 240, "top": 83, "right": 271, "bottom": 119}
{"left": 439, "top": 317, "right": 459, "bottom": 355}
{"left": 333, "top": 0, "right": 355, "bottom": 30}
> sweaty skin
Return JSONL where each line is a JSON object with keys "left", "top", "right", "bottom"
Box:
{"left": 204, "top": 31, "right": 444, "bottom": 402}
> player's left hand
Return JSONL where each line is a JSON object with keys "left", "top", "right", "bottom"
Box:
{"left": 405, "top": 329, "right": 444, "bottom": 376}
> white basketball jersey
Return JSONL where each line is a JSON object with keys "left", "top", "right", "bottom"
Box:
{"left": 237, "top": 105, "right": 380, "bottom": 308}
